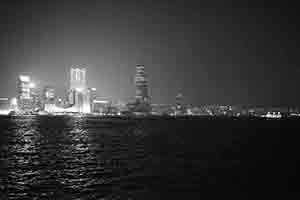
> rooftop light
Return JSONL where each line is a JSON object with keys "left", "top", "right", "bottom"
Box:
{"left": 19, "top": 75, "right": 30, "bottom": 82}
{"left": 29, "top": 82, "right": 35, "bottom": 88}
{"left": 76, "top": 88, "right": 83, "bottom": 92}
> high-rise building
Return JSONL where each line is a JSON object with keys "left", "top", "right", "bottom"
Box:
{"left": 10, "top": 97, "right": 18, "bottom": 111}
{"left": 17, "top": 75, "right": 35, "bottom": 112}
{"left": 68, "top": 67, "right": 90, "bottom": 113}
{"left": 43, "top": 86, "right": 55, "bottom": 105}
{"left": 127, "top": 64, "right": 151, "bottom": 115}
{"left": 30, "top": 85, "right": 42, "bottom": 111}
{"left": 17, "top": 75, "right": 31, "bottom": 99}
{"left": 70, "top": 68, "right": 86, "bottom": 91}
{"left": 135, "top": 64, "right": 150, "bottom": 103}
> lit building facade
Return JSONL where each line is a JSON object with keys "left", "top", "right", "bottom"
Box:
{"left": 92, "top": 99, "right": 110, "bottom": 114}
{"left": 68, "top": 67, "right": 91, "bottom": 113}
{"left": 17, "top": 75, "right": 31, "bottom": 99}
{"left": 17, "top": 75, "right": 36, "bottom": 112}
{"left": 0, "top": 98, "right": 10, "bottom": 114}
{"left": 70, "top": 68, "right": 87, "bottom": 91}
{"left": 31, "top": 85, "right": 42, "bottom": 111}
{"left": 43, "top": 86, "right": 56, "bottom": 111}
{"left": 151, "top": 104, "right": 173, "bottom": 116}
{"left": 135, "top": 64, "right": 150, "bottom": 103}
{"left": 128, "top": 64, "right": 151, "bottom": 115}
{"left": 43, "top": 86, "right": 55, "bottom": 103}
{"left": 88, "top": 88, "right": 97, "bottom": 112}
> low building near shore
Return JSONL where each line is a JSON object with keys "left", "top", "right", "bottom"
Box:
{"left": 0, "top": 98, "right": 10, "bottom": 115}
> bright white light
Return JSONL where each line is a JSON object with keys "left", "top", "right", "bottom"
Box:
{"left": 76, "top": 88, "right": 83, "bottom": 92}
{"left": 82, "top": 102, "right": 91, "bottom": 113}
{"left": 29, "top": 82, "right": 35, "bottom": 88}
{"left": 11, "top": 98, "right": 17, "bottom": 106}
{"left": 91, "top": 88, "right": 96, "bottom": 91}
{"left": 0, "top": 110, "right": 10, "bottom": 115}
{"left": 19, "top": 75, "right": 30, "bottom": 82}
{"left": 93, "top": 100, "right": 109, "bottom": 104}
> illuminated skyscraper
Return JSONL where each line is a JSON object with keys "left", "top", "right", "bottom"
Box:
{"left": 70, "top": 68, "right": 87, "bottom": 91}
{"left": 68, "top": 67, "right": 90, "bottom": 113}
{"left": 135, "top": 64, "right": 150, "bottom": 103}
{"left": 30, "top": 85, "right": 42, "bottom": 111}
{"left": 17, "top": 75, "right": 31, "bottom": 100}
{"left": 127, "top": 64, "right": 151, "bottom": 115}
{"left": 17, "top": 75, "right": 35, "bottom": 111}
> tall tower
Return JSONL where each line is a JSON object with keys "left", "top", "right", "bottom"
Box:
{"left": 129, "top": 64, "right": 151, "bottom": 115}
{"left": 68, "top": 67, "right": 90, "bottom": 113}
{"left": 17, "top": 75, "right": 35, "bottom": 111}
{"left": 70, "top": 68, "right": 87, "bottom": 91}
{"left": 135, "top": 64, "right": 150, "bottom": 103}
{"left": 17, "top": 75, "right": 31, "bottom": 100}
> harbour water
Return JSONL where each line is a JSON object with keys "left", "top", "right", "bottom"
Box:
{"left": 0, "top": 116, "right": 299, "bottom": 199}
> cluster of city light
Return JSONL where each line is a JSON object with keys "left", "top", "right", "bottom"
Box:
{"left": 1, "top": 66, "right": 297, "bottom": 117}
{"left": 0, "top": 66, "right": 149, "bottom": 115}
{"left": 263, "top": 112, "right": 282, "bottom": 118}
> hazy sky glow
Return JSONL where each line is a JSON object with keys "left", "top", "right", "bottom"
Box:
{"left": 0, "top": 0, "right": 299, "bottom": 106}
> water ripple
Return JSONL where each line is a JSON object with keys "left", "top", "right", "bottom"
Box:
{"left": 1, "top": 116, "right": 294, "bottom": 199}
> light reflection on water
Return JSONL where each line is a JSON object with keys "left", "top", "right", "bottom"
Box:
{"left": 5, "top": 116, "right": 152, "bottom": 199}
{"left": 1, "top": 116, "right": 290, "bottom": 199}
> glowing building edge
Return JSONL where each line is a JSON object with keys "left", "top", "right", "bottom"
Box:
{"left": 19, "top": 75, "right": 30, "bottom": 82}
{"left": 44, "top": 104, "right": 88, "bottom": 113}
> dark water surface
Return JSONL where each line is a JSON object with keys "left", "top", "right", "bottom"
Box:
{"left": 0, "top": 116, "right": 299, "bottom": 199}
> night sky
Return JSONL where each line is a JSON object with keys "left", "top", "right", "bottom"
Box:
{"left": 0, "top": 0, "right": 299, "bottom": 106}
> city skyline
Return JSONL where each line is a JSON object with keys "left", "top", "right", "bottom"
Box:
{"left": 0, "top": 0, "right": 300, "bottom": 106}
{"left": 1, "top": 2, "right": 299, "bottom": 199}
